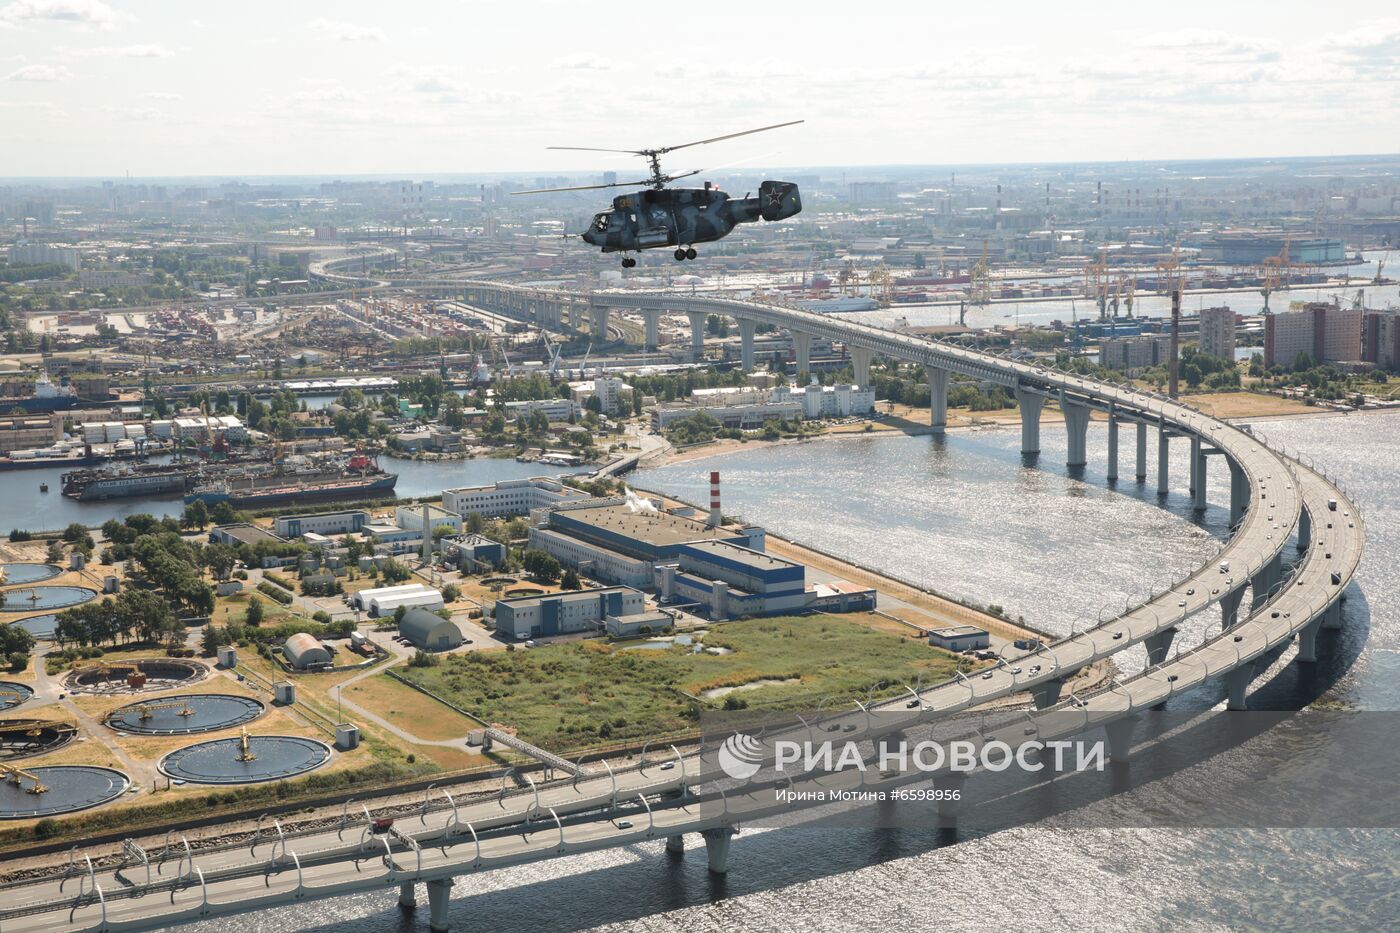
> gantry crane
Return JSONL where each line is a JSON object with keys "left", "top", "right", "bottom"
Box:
{"left": 969, "top": 240, "right": 993, "bottom": 307}
{"left": 1259, "top": 235, "right": 1292, "bottom": 312}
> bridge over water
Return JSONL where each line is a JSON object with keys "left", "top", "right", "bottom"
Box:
{"left": 2, "top": 279, "right": 1362, "bottom": 932}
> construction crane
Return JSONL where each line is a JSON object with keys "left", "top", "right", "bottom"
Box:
{"left": 1375, "top": 251, "right": 1389, "bottom": 285}
{"left": 1084, "top": 249, "right": 1109, "bottom": 318}
{"left": 0, "top": 763, "right": 48, "bottom": 794}
{"left": 969, "top": 240, "right": 993, "bottom": 307}
{"left": 1259, "top": 235, "right": 1292, "bottom": 312}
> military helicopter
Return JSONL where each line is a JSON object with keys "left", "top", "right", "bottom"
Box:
{"left": 513, "top": 120, "right": 804, "bottom": 267}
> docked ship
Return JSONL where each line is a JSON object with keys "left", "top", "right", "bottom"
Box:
{"left": 62, "top": 462, "right": 200, "bottom": 500}
{"left": 183, "top": 451, "right": 396, "bottom": 508}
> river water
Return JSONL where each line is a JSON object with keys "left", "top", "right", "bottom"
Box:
{"left": 0, "top": 457, "right": 584, "bottom": 533}
{"left": 181, "top": 410, "right": 1394, "bottom": 932}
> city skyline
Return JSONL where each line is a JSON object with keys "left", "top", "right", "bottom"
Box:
{"left": 3, "top": 0, "right": 1399, "bottom": 176}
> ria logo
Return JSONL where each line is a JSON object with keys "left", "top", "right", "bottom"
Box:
{"left": 717, "top": 732, "right": 764, "bottom": 780}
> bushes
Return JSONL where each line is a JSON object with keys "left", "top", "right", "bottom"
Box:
{"left": 8, "top": 529, "right": 32, "bottom": 542}
{"left": 263, "top": 571, "right": 297, "bottom": 590}
{"left": 257, "top": 582, "right": 294, "bottom": 605}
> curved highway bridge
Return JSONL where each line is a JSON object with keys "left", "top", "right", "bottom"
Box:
{"left": 0, "top": 280, "right": 1365, "bottom": 932}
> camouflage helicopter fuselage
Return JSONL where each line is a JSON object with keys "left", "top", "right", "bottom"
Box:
{"left": 581, "top": 180, "right": 801, "bottom": 254}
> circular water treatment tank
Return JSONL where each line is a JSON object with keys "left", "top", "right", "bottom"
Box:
{"left": 159, "top": 735, "right": 332, "bottom": 784}
{"left": 0, "top": 718, "right": 78, "bottom": 760}
{"left": 65, "top": 658, "right": 208, "bottom": 695}
{"left": 107, "top": 694, "right": 265, "bottom": 735}
{"left": 0, "top": 766, "right": 128, "bottom": 819}
{"left": 0, "top": 563, "right": 62, "bottom": 585}
{"left": 0, "top": 586, "right": 98, "bottom": 612}
{"left": 0, "top": 682, "right": 33, "bottom": 713}
{"left": 11, "top": 614, "right": 59, "bottom": 641}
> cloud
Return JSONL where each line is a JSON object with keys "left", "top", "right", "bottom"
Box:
{"left": 144, "top": 90, "right": 181, "bottom": 100}
{"left": 306, "top": 17, "right": 384, "bottom": 42}
{"left": 6, "top": 63, "right": 71, "bottom": 80}
{"left": 98, "top": 104, "right": 161, "bottom": 119}
{"left": 554, "top": 55, "right": 610, "bottom": 72}
{"left": 0, "top": 0, "right": 122, "bottom": 29}
{"left": 94, "top": 43, "right": 174, "bottom": 57}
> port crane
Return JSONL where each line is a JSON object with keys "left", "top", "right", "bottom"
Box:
{"left": 1259, "top": 236, "right": 1292, "bottom": 312}
{"left": 969, "top": 240, "right": 993, "bottom": 307}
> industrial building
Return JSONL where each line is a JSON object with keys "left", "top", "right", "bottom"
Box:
{"left": 283, "top": 633, "right": 333, "bottom": 671}
{"left": 442, "top": 477, "right": 590, "bottom": 519}
{"left": 527, "top": 497, "right": 764, "bottom": 588}
{"left": 395, "top": 504, "right": 462, "bottom": 536}
{"left": 1197, "top": 306, "right": 1237, "bottom": 362}
{"left": 352, "top": 583, "right": 444, "bottom": 617}
{"left": 652, "top": 399, "right": 804, "bottom": 431}
{"left": 1263, "top": 302, "right": 1363, "bottom": 368}
{"left": 207, "top": 523, "right": 286, "bottom": 547}
{"left": 927, "top": 625, "right": 990, "bottom": 652}
{"left": 398, "top": 608, "right": 465, "bottom": 651}
{"left": 1363, "top": 309, "right": 1400, "bottom": 371}
{"left": 494, "top": 585, "right": 653, "bottom": 640}
{"left": 1199, "top": 233, "right": 1345, "bottom": 265}
{"left": 503, "top": 398, "right": 577, "bottom": 422}
{"left": 439, "top": 533, "right": 507, "bottom": 571}
{"left": 655, "top": 540, "right": 876, "bottom": 620}
{"left": 0, "top": 414, "right": 63, "bottom": 455}
{"left": 274, "top": 509, "right": 372, "bottom": 539}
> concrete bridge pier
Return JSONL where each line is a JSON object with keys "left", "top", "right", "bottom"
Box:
{"left": 1298, "top": 507, "right": 1312, "bottom": 551}
{"left": 1229, "top": 460, "right": 1249, "bottom": 526}
{"left": 1220, "top": 586, "right": 1245, "bottom": 630}
{"left": 927, "top": 366, "right": 949, "bottom": 433}
{"left": 1135, "top": 421, "right": 1148, "bottom": 481}
{"left": 1104, "top": 718, "right": 1135, "bottom": 764}
{"left": 642, "top": 309, "right": 661, "bottom": 350}
{"left": 1190, "top": 435, "right": 1206, "bottom": 510}
{"left": 1225, "top": 666, "right": 1252, "bottom": 711}
{"left": 666, "top": 833, "right": 686, "bottom": 854}
{"left": 1250, "top": 553, "right": 1282, "bottom": 612}
{"left": 934, "top": 772, "right": 967, "bottom": 827}
{"left": 399, "top": 882, "right": 417, "bottom": 909}
{"left": 687, "top": 311, "right": 706, "bottom": 361}
{"left": 1061, "top": 396, "right": 1090, "bottom": 467}
{"left": 1014, "top": 387, "right": 1044, "bottom": 454}
{"left": 738, "top": 318, "right": 756, "bottom": 372}
{"left": 1030, "top": 678, "right": 1066, "bottom": 709}
{"left": 1296, "top": 616, "right": 1324, "bottom": 663}
{"left": 1106, "top": 412, "right": 1119, "bottom": 481}
{"left": 850, "top": 346, "right": 873, "bottom": 388}
{"left": 792, "top": 330, "right": 812, "bottom": 377}
{"left": 703, "top": 827, "right": 737, "bottom": 875}
{"left": 1156, "top": 422, "right": 1170, "bottom": 496}
{"left": 1144, "top": 627, "right": 1177, "bottom": 666}
{"left": 1322, "top": 600, "right": 1344, "bottom": 630}
{"left": 590, "top": 305, "right": 610, "bottom": 338}
{"left": 427, "top": 877, "right": 454, "bottom": 933}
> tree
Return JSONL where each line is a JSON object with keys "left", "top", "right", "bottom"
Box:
{"left": 204, "top": 543, "right": 237, "bottom": 582}
{"left": 183, "top": 499, "right": 210, "bottom": 529}
{"left": 560, "top": 567, "right": 581, "bottom": 590}
{"left": 201, "top": 624, "right": 225, "bottom": 656}
{"left": 244, "top": 595, "right": 265, "bottom": 626}
{"left": 393, "top": 605, "right": 408, "bottom": 625}
{"left": 441, "top": 583, "right": 460, "bottom": 603}
{"left": 464, "top": 511, "right": 485, "bottom": 535}
{"left": 521, "top": 548, "right": 561, "bottom": 583}
{"left": 45, "top": 540, "right": 64, "bottom": 564}
{"left": 380, "top": 559, "right": 411, "bottom": 583}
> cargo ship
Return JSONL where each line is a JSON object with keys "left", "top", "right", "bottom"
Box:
{"left": 62, "top": 462, "right": 200, "bottom": 500}
{"left": 183, "top": 451, "right": 396, "bottom": 508}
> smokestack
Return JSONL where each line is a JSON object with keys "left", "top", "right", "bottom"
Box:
{"left": 1169, "top": 289, "right": 1181, "bottom": 399}
{"left": 422, "top": 502, "right": 432, "bottom": 563}
{"left": 709, "top": 471, "right": 722, "bottom": 528}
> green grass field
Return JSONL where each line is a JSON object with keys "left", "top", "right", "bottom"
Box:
{"left": 397, "top": 614, "right": 965, "bottom": 753}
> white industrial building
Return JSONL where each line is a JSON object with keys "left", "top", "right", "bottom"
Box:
{"left": 275, "top": 509, "right": 372, "bottom": 539}
{"left": 442, "top": 477, "right": 591, "bottom": 519}
{"left": 394, "top": 503, "right": 463, "bottom": 536}
{"left": 352, "top": 583, "right": 444, "bottom": 617}
{"left": 503, "top": 398, "right": 577, "bottom": 422}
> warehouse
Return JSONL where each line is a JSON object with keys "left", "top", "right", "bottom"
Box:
{"left": 442, "top": 477, "right": 591, "bottom": 519}
{"left": 283, "top": 633, "right": 333, "bottom": 671}
{"left": 927, "top": 625, "right": 990, "bottom": 652}
{"left": 494, "top": 586, "right": 647, "bottom": 641}
{"left": 352, "top": 583, "right": 444, "bottom": 617}
{"left": 275, "top": 509, "right": 371, "bottom": 539}
{"left": 399, "top": 607, "right": 465, "bottom": 651}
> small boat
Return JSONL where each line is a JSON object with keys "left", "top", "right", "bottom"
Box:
{"left": 39, "top": 482, "right": 48, "bottom": 493}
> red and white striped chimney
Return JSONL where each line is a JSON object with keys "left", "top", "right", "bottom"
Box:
{"left": 709, "top": 471, "right": 722, "bottom": 527}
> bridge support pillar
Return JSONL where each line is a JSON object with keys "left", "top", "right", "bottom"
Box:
{"left": 1106, "top": 412, "right": 1119, "bottom": 481}
{"left": 1144, "top": 627, "right": 1177, "bottom": 666}
{"left": 687, "top": 312, "right": 706, "bottom": 361}
{"left": 1322, "top": 600, "right": 1343, "bottom": 630}
{"left": 1061, "top": 396, "right": 1090, "bottom": 467}
{"left": 1225, "top": 665, "right": 1251, "bottom": 711}
{"left": 927, "top": 366, "right": 948, "bottom": 434}
{"left": 642, "top": 309, "right": 661, "bottom": 351}
{"left": 590, "top": 306, "right": 610, "bottom": 338}
{"left": 1251, "top": 553, "right": 1282, "bottom": 612}
{"left": 399, "top": 882, "right": 417, "bottom": 909}
{"left": 1298, "top": 507, "right": 1312, "bottom": 552}
{"left": 1189, "top": 435, "right": 1204, "bottom": 509}
{"left": 703, "top": 826, "right": 737, "bottom": 875}
{"left": 850, "top": 346, "right": 873, "bottom": 388}
{"left": 1156, "top": 422, "right": 1170, "bottom": 496}
{"left": 1104, "top": 718, "right": 1135, "bottom": 764}
{"left": 1296, "top": 616, "right": 1323, "bottom": 663}
{"left": 1014, "top": 387, "right": 1044, "bottom": 454}
{"left": 792, "top": 330, "right": 812, "bottom": 378}
{"left": 1135, "top": 421, "right": 1147, "bottom": 481}
{"left": 427, "top": 877, "right": 454, "bottom": 932}
{"left": 666, "top": 833, "right": 686, "bottom": 855}
{"left": 1229, "top": 459, "right": 1249, "bottom": 527}
{"left": 934, "top": 772, "right": 967, "bottom": 827}
{"left": 1030, "top": 678, "right": 1065, "bottom": 709}
{"left": 1220, "top": 586, "right": 1245, "bottom": 630}
{"left": 738, "top": 318, "right": 756, "bottom": 372}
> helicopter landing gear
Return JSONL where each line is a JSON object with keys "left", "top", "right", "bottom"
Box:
{"left": 621, "top": 256, "right": 636, "bottom": 268}
{"left": 686, "top": 247, "right": 697, "bottom": 260}
{"left": 674, "top": 248, "right": 687, "bottom": 261}
{"left": 673, "top": 247, "right": 698, "bottom": 261}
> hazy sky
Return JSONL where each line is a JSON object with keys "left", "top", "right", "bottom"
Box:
{"left": 3, "top": 0, "right": 1398, "bottom": 177}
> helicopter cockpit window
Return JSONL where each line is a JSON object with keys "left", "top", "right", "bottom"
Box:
{"left": 592, "top": 213, "right": 610, "bottom": 232}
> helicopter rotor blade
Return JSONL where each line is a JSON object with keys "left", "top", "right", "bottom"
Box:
{"left": 544, "top": 146, "right": 644, "bottom": 154}
{"left": 655, "top": 120, "right": 804, "bottom": 155}
{"left": 511, "top": 178, "right": 653, "bottom": 195}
